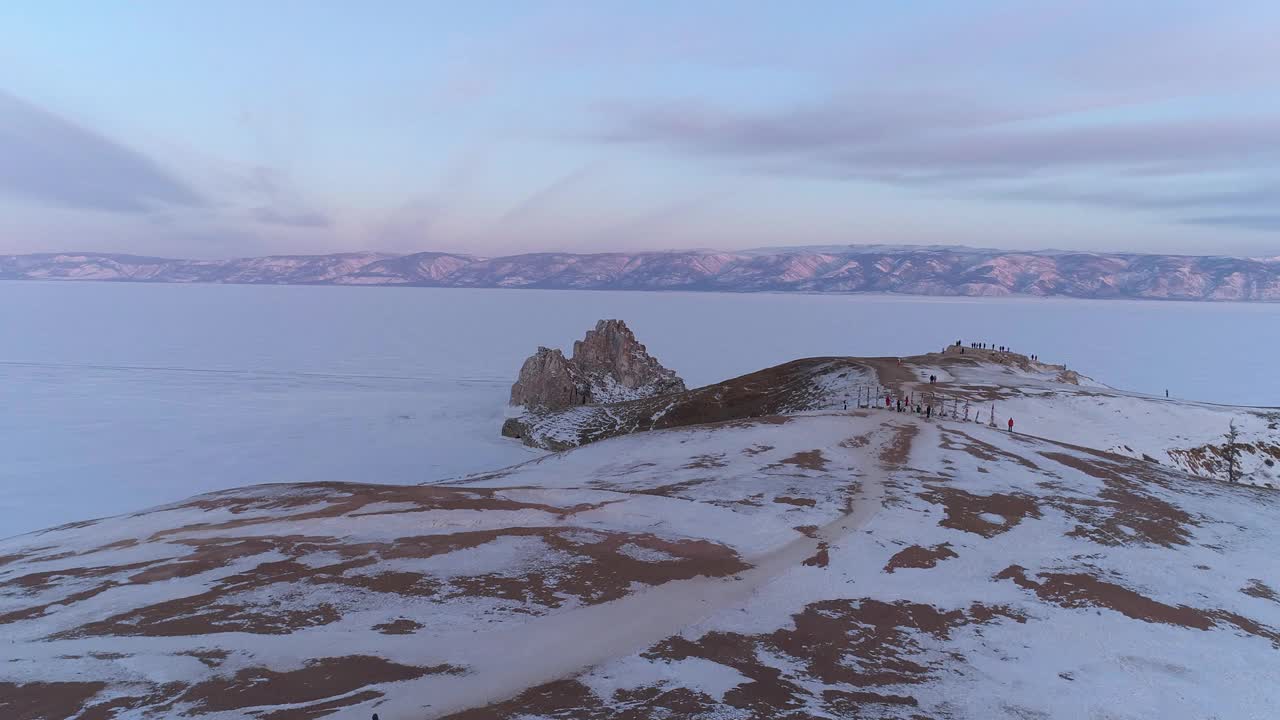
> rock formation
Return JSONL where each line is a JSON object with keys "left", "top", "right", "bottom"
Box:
{"left": 509, "top": 347, "right": 589, "bottom": 410}
{"left": 508, "top": 320, "right": 685, "bottom": 411}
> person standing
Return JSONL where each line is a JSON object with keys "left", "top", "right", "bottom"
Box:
{"left": 1007, "top": 417, "right": 1014, "bottom": 433}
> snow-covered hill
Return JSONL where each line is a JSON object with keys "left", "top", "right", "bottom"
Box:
{"left": 3, "top": 392, "right": 1278, "bottom": 718}
{"left": 903, "top": 349, "right": 1280, "bottom": 489}
{"left": 507, "top": 349, "right": 1279, "bottom": 488}
{"left": 503, "top": 357, "right": 875, "bottom": 450}
{"left": 4, "top": 247, "right": 1280, "bottom": 300}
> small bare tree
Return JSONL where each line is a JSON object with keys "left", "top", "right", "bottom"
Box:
{"left": 1224, "top": 420, "right": 1242, "bottom": 484}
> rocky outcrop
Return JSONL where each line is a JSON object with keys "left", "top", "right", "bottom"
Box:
{"left": 507, "top": 320, "right": 685, "bottom": 412}
{"left": 509, "top": 347, "right": 589, "bottom": 410}
{"left": 571, "top": 320, "right": 687, "bottom": 403}
{"left": 505, "top": 357, "right": 874, "bottom": 450}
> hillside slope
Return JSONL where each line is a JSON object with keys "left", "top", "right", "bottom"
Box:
{"left": 502, "top": 357, "right": 875, "bottom": 450}
{"left": 3, "top": 406, "right": 1277, "bottom": 719}
{"left": 898, "top": 348, "right": 1280, "bottom": 488}
{"left": 507, "top": 349, "right": 1279, "bottom": 488}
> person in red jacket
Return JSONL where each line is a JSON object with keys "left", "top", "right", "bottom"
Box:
{"left": 1007, "top": 417, "right": 1014, "bottom": 433}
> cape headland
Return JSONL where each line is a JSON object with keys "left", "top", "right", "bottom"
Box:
{"left": 2, "top": 323, "right": 1277, "bottom": 719}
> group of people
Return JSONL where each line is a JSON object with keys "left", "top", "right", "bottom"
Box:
{"left": 960, "top": 340, "right": 1013, "bottom": 353}
{"left": 956, "top": 340, "right": 1041, "bottom": 363}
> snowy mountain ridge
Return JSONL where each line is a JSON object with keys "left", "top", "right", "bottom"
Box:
{"left": 4, "top": 247, "right": 1280, "bottom": 300}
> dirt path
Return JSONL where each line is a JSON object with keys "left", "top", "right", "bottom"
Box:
{"left": 861, "top": 356, "right": 920, "bottom": 390}
{"left": 355, "top": 428, "right": 904, "bottom": 719}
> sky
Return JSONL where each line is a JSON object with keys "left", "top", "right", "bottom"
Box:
{"left": 2, "top": 1, "right": 1279, "bottom": 259}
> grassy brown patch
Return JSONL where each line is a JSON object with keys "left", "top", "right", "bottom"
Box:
{"left": 919, "top": 486, "right": 1042, "bottom": 538}
{"left": 884, "top": 543, "right": 958, "bottom": 573}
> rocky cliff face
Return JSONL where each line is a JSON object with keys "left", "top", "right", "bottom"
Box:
{"left": 507, "top": 320, "right": 685, "bottom": 412}
{"left": 570, "top": 319, "right": 686, "bottom": 403}
{"left": 509, "top": 347, "right": 589, "bottom": 410}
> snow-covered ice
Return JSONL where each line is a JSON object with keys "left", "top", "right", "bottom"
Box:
{"left": 3, "top": 281, "right": 1278, "bottom": 536}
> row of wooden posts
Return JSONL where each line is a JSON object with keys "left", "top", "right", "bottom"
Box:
{"left": 849, "top": 385, "right": 999, "bottom": 427}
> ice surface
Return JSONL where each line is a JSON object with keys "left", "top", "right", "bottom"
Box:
{"left": 2, "top": 281, "right": 1277, "bottom": 536}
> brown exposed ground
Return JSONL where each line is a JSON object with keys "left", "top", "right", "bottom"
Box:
{"left": 770, "top": 449, "right": 829, "bottom": 472}
{"left": 0, "top": 552, "right": 28, "bottom": 568}
{"left": 630, "top": 478, "right": 714, "bottom": 498}
{"left": 443, "top": 530, "right": 749, "bottom": 609}
{"left": 260, "top": 690, "right": 386, "bottom": 720}
{"left": 48, "top": 527, "right": 748, "bottom": 639}
{"left": 70, "top": 658, "right": 467, "bottom": 720}
{"left": 995, "top": 566, "right": 1280, "bottom": 646}
{"left": 859, "top": 356, "right": 919, "bottom": 389}
{"left": 180, "top": 648, "right": 230, "bottom": 668}
{"left": 773, "top": 496, "right": 817, "bottom": 507}
{"left": 0, "top": 682, "right": 107, "bottom": 720}
{"left": 683, "top": 453, "right": 729, "bottom": 469}
{"left": 803, "top": 542, "right": 830, "bottom": 568}
{"left": 919, "top": 486, "right": 1043, "bottom": 538}
{"left": 878, "top": 423, "right": 918, "bottom": 466}
{"left": 77, "top": 684, "right": 187, "bottom": 720}
{"left": 884, "top": 543, "right": 958, "bottom": 573}
{"left": 0, "top": 581, "right": 124, "bottom": 625}
{"left": 4, "top": 472, "right": 777, "bottom": 642}
{"left": 373, "top": 618, "right": 424, "bottom": 635}
{"left": 178, "top": 656, "right": 462, "bottom": 714}
{"left": 840, "top": 432, "right": 873, "bottom": 449}
{"left": 996, "top": 565, "right": 1212, "bottom": 628}
{"left": 941, "top": 427, "right": 1041, "bottom": 470}
{"left": 448, "top": 597, "right": 1024, "bottom": 720}
{"left": 438, "top": 678, "right": 719, "bottom": 720}
{"left": 151, "top": 483, "right": 619, "bottom": 539}
{"left": 1243, "top": 579, "right": 1278, "bottom": 603}
{"left": 1040, "top": 451, "right": 1197, "bottom": 548}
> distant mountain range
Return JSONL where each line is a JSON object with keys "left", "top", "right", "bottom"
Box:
{"left": 3, "top": 246, "right": 1279, "bottom": 301}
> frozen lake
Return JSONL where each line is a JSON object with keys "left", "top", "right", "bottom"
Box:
{"left": 2, "top": 281, "right": 1277, "bottom": 537}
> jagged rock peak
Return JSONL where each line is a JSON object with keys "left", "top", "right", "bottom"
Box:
{"left": 508, "top": 319, "right": 685, "bottom": 410}
{"left": 571, "top": 320, "right": 685, "bottom": 399}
